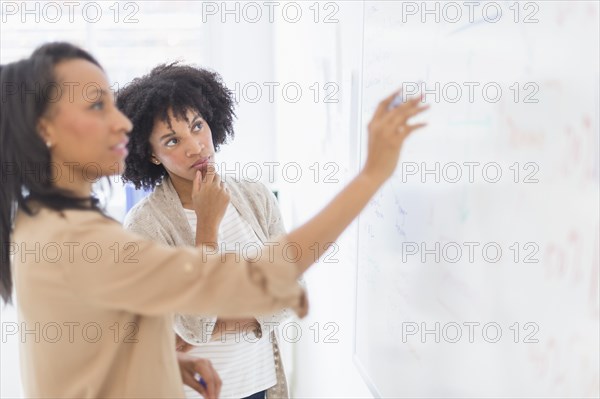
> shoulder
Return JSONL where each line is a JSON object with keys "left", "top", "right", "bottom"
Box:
{"left": 14, "top": 206, "right": 122, "bottom": 245}
{"left": 227, "top": 179, "right": 283, "bottom": 234}
{"left": 228, "top": 178, "right": 274, "bottom": 203}
{"left": 123, "top": 186, "right": 175, "bottom": 239}
{"left": 123, "top": 195, "right": 155, "bottom": 230}
{"left": 17, "top": 206, "right": 116, "bottom": 229}
{"left": 123, "top": 194, "right": 153, "bottom": 227}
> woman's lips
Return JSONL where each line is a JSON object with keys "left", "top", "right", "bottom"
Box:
{"left": 110, "top": 141, "right": 129, "bottom": 157}
{"left": 191, "top": 157, "right": 210, "bottom": 169}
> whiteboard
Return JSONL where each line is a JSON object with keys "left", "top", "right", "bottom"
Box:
{"left": 354, "top": 1, "right": 599, "bottom": 397}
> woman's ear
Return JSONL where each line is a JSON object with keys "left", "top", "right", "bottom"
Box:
{"left": 37, "top": 118, "right": 55, "bottom": 148}
{"left": 150, "top": 154, "right": 161, "bottom": 165}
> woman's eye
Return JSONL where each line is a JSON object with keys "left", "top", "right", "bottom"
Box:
{"left": 90, "top": 101, "right": 104, "bottom": 110}
{"left": 166, "top": 138, "right": 178, "bottom": 147}
{"left": 193, "top": 122, "right": 204, "bottom": 131}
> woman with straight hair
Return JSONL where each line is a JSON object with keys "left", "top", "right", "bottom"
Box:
{"left": 0, "top": 42, "right": 428, "bottom": 398}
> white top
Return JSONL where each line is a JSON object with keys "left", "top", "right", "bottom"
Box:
{"left": 182, "top": 205, "right": 277, "bottom": 398}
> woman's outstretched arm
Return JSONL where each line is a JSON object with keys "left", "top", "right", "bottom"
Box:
{"left": 284, "top": 92, "right": 428, "bottom": 275}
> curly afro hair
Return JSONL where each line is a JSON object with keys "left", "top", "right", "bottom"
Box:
{"left": 117, "top": 62, "right": 236, "bottom": 190}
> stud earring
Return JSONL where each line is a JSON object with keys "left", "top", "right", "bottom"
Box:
{"left": 46, "top": 141, "right": 52, "bottom": 148}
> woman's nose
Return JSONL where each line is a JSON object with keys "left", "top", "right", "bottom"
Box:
{"left": 114, "top": 108, "right": 133, "bottom": 134}
{"left": 185, "top": 139, "right": 204, "bottom": 157}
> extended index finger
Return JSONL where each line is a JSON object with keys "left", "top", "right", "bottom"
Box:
{"left": 192, "top": 170, "right": 202, "bottom": 194}
{"left": 202, "top": 163, "right": 216, "bottom": 184}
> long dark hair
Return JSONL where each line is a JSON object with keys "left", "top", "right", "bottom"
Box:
{"left": 0, "top": 42, "right": 105, "bottom": 304}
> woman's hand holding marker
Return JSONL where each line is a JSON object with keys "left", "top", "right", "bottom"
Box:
{"left": 176, "top": 352, "right": 221, "bottom": 399}
{"left": 364, "top": 88, "right": 429, "bottom": 184}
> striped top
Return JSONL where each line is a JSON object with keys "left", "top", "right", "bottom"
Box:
{"left": 182, "top": 205, "right": 277, "bottom": 398}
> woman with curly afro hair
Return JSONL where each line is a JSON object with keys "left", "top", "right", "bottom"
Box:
{"left": 117, "top": 63, "right": 300, "bottom": 399}
{"left": 119, "top": 63, "right": 236, "bottom": 191}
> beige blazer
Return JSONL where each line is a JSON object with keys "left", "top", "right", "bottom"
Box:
{"left": 124, "top": 177, "right": 298, "bottom": 398}
{"left": 11, "top": 204, "right": 307, "bottom": 398}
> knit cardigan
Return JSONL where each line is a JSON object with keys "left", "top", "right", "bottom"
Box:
{"left": 124, "top": 176, "right": 301, "bottom": 398}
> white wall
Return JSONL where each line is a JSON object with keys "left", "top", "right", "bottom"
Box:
{"left": 272, "top": 2, "right": 373, "bottom": 397}
{"left": 1, "top": 302, "right": 22, "bottom": 398}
